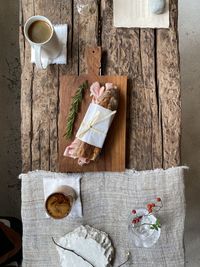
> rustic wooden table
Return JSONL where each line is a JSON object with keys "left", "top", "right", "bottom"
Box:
{"left": 20, "top": 0, "right": 181, "bottom": 173}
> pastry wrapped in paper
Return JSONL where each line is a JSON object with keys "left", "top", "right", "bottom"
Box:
{"left": 64, "top": 82, "right": 119, "bottom": 165}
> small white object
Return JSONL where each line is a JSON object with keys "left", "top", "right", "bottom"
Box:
{"left": 77, "top": 0, "right": 93, "bottom": 15}
{"left": 31, "top": 24, "right": 68, "bottom": 66}
{"left": 76, "top": 103, "right": 116, "bottom": 148}
{"left": 150, "top": 0, "right": 166, "bottom": 14}
{"left": 56, "top": 225, "right": 114, "bottom": 267}
{"left": 113, "top": 0, "right": 169, "bottom": 28}
{"left": 43, "top": 174, "right": 82, "bottom": 218}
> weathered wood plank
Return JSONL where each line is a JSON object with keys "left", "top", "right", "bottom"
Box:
{"left": 28, "top": 0, "right": 60, "bottom": 171}
{"left": 20, "top": 0, "right": 34, "bottom": 172}
{"left": 20, "top": 0, "right": 99, "bottom": 172}
{"left": 101, "top": 1, "right": 161, "bottom": 170}
{"left": 78, "top": 1, "right": 99, "bottom": 74}
{"left": 157, "top": 0, "right": 181, "bottom": 168}
{"left": 20, "top": 0, "right": 70, "bottom": 172}
{"left": 101, "top": 0, "right": 180, "bottom": 170}
{"left": 140, "top": 29, "right": 163, "bottom": 169}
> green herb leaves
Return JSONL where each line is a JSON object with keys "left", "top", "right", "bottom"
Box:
{"left": 150, "top": 219, "right": 161, "bottom": 231}
{"left": 64, "top": 81, "right": 88, "bottom": 139}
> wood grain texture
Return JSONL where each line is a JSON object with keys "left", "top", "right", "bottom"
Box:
{"left": 20, "top": 0, "right": 181, "bottom": 172}
{"left": 20, "top": 0, "right": 98, "bottom": 172}
{"left": 58, "top": 47, "right": 127, "bottom": 172}
{"left": 157, "top": 0, "right": 181, "bottom": 168}
{"left": 101, "top": 0, "right": 180, "bottom": 170}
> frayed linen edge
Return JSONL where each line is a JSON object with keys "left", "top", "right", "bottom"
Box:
{"left": 18, "top": 166, "right": 189, "bottom": 179}
{"left": 124, "top": 166, "right": 189, "bottom": 176}
{"left": 19, "top": 170, "right": 82, "bottom": 180}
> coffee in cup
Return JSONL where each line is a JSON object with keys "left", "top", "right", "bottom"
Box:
{"left": 28, "top": 20, "right": 52, "bottom": 44}
{"left": 45, "top": 186, "right": 76, "bottom": 219}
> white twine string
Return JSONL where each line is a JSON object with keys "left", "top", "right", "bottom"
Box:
{"left": 77, "top": 110, "right": 116, "bottom": 139}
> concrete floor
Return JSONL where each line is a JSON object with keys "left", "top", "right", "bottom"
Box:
{"left": 0, "top": 1, "right": 21, "bottom": 219}
{"left": 179, "top": 1, "right": 200, "bottom": 266}
{"left": 0, "top": 0, "right": 200, "bottom": 266}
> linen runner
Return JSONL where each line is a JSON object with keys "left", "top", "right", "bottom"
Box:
{"left": 20, "top": 167, "right": 186, "bottom": 267}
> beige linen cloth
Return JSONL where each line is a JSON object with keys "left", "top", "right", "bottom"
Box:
{"left": 20, "top": 167, "right": 187, "bottom": 267}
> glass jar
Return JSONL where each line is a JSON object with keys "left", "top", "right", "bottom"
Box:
{"left": 128, "top": 208, "right": 161, "bottom": 248}
{"left": 76, "top": 0, "right": 96, "bottom": 16}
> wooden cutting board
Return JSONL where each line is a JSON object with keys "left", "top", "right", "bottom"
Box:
{"left": 58, "top": 47, "right": 127, "bottom": 172}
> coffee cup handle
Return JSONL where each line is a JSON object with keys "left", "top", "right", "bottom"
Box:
{"left": 34, "top": 45, "right": 49, "bottom": 69}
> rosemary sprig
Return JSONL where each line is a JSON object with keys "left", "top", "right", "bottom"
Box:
{"left": 64, "top": 80, "right": 88, "bottom": 139}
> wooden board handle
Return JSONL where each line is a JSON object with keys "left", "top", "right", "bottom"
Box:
{"left": 85, "top": 46, "right": 102, "bottom": 76}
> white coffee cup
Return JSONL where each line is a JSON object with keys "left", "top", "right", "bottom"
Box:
{"left": 24, "top": 15, "right": 61, "bottom": 69}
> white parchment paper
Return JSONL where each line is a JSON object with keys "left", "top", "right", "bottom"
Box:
{"left": 114, "top": 0, "right": 169, "bottom": 28}
{"left": 76, "top": 103, "right": 116, "bottom": 148}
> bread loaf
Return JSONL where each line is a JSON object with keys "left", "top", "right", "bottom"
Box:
{"left": 64, "top": 82, "right": 119, "bottom": 165}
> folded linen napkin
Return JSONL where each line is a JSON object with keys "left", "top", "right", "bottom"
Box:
{"left": 20, "top": 170, "right": 82, "bottom": 219}
{"left": 43, "top": 173, "right": 82, "bottom": 219}
{"left": 31, "top": 24, "right": 68, "bottom": 65}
